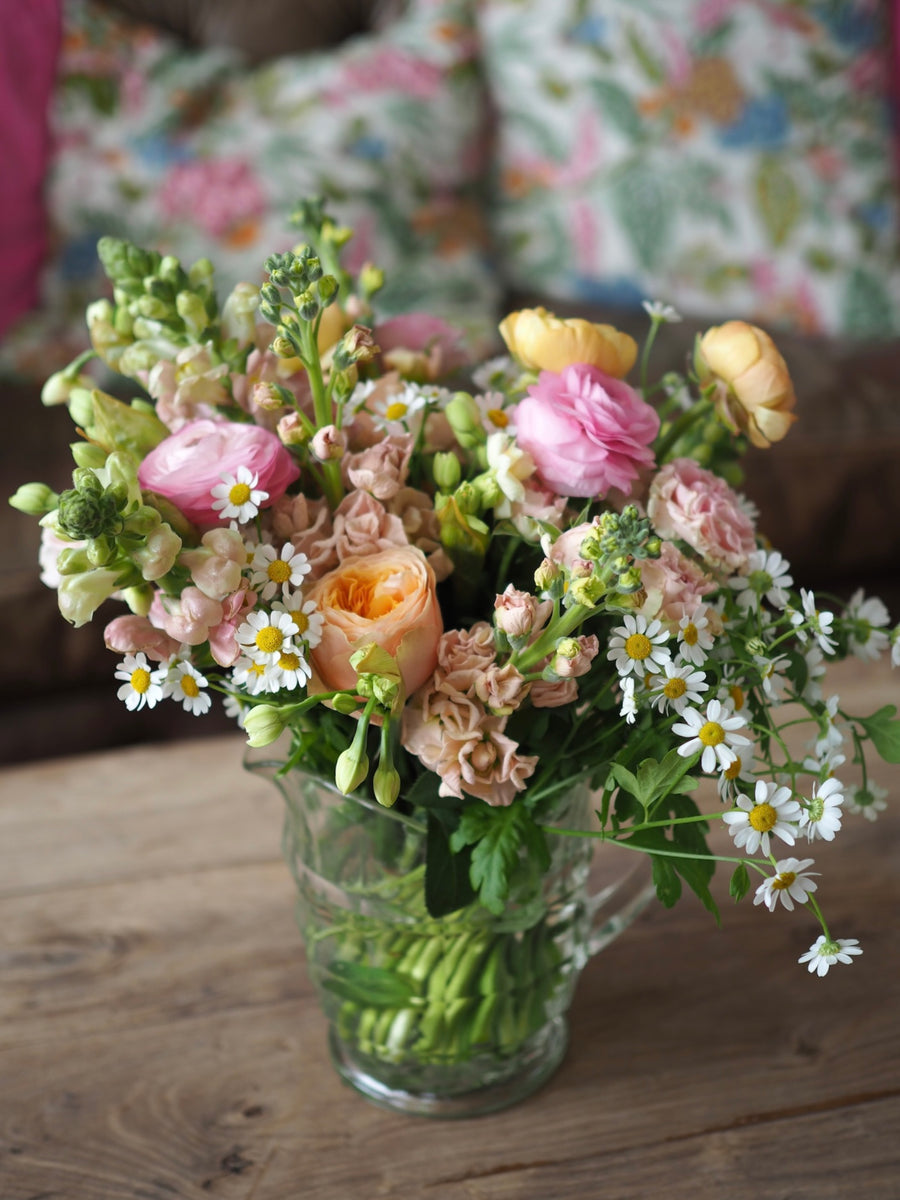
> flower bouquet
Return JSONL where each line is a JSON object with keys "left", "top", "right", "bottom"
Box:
{"left": 11, "top": 197, "right": 899, "bottom": 1116}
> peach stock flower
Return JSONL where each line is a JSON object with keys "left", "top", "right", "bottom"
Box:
{"left": 499, "top": 307, "right": 638, "bottom": 379}
{"left": 306, "top": 546, "right": 442, "bottom": 694}
{"left": 696, "top": 320, "right": 797, "bottom": 448}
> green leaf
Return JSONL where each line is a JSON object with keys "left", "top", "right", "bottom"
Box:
{"left": 730, "top": 862, "right": 751, "bottom": 903}
{"left": 450, "top": 803, "right": 545, "bottom": 916}
{"left": 856, "top": 705, "right": 900, "bottom": 764}
{"left": 651, "top": 855, "right": 681, "bottom": 908}
{"left": 425, "top": 811, "right": 476, "bottom": 918}
{"left": 321, "top": 960, "right": 415, "bottom": 1009}
{"left": 754, "top": 155, "right": 800, "bottom": 247}
{"left": 404, "top": 770, "right": 465, "bottom": 811}
{"left": 609, "top": 749, "right": 697, "bottom": 818}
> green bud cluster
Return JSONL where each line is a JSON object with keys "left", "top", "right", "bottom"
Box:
{"left": 56, "top": 469, "right": 126, "bottom": 540}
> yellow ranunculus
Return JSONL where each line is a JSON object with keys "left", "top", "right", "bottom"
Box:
{"left": 498, "top": 307, "right": 638, "bottom": 379}
{"left": 696, "top": 320, "right": 797, "bottom": 449}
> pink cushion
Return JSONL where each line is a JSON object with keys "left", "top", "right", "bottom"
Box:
{"left": 0, "top": 2, "right": 61, "bottom": 339}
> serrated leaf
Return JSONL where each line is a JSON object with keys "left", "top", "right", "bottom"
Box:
{"left": 450, "top": 803, "right": 541, "bottom": 916}
{"left": 610, "top": 749, "right": 696, "bottom": 817}
{"left": 856, "top": 705, "right": 900, "bottom": 764}
{"left": 730, "top": 862, "right": 751, "bottom": 903}
{"left": 651, "top": 855, "right": 681, "bottom": 908}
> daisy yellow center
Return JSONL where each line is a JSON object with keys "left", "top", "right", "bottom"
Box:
{"left": 729, "top": 684, "right": 745, "bottom": 710}
{"left": 267, "top": 559, "right": 292, "bottom": 583}
{"left": 698, "top": 720, "right": 725, "bottom": 747}
{"left": 130, "top": 667, "right": 151, "bottom": 694}
{"left": 487, "top": 407, "right": 509, "bottom": 428}
{"left": 663, "top": 677, "right": 687, "bottom": 699}
{"left": 772, "top": 871, "right": 796, "bottom": 891}
{"left": 229, "top": 482, "right": 252, "bottom": 506}
{"left": 292, "top": 610, "right": 309, "bottom": 635}
{"left": 682, "top": 623, "right": 698, "bottom": 646}
{"left": 278, "top": 652, "right": 301, "bottom": 671}
{"left": 181, "top": 675, "right": 200, "bottom": 698}
{"left": 625, "top": 633, "right": 652, "bottom": 661}
{"left": 748, "top": 802, "right": 777, "bottom": 832}
{"left": 385, "top": 401, "right": 408, "bottom": 421}
{"left": 724, "top": 755, "right": 743, "bottom": 781}
{"left": 255, "top": 626, "right": 284, "bottom": 654}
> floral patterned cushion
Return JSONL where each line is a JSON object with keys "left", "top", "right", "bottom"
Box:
{"left": 1, "top": 0, "right": 499, "bottom": 381}
{"left": 477, "top": 0, "right": 900, "bottom": 339}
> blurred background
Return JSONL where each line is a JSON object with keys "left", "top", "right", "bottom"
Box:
{"left": 2, "top": 0, "right": 898, "bottom": 763}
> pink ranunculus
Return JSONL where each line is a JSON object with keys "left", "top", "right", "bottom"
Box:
{"left": 137, "top": 418, "right": 300, "bottom": 528}
{"left": 637, "top": 540, "right": 716, "bottom": 626}
{"left": 647, "top": 458, "right": 757, "bottom": 573}
{"left": 513, "top": 365, "right": 660, "bottom": 499}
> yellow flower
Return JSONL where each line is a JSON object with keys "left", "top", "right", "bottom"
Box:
{"left": 696, "top": 320, "right": 797, "bottom": 449}
{"left": 498, "top": 307, "right": 638, "bottom": 379}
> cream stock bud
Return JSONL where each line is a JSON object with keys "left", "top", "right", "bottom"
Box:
{"left": 244, "top": 704, "right": 288, "bottom": 748}
{"left": 9, "top": 483, "right": 59, "bottom": 516}
{"left": 335, "top": 744, "right": 369, "bottom": 794}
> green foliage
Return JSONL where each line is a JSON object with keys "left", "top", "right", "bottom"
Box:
{"left": 856, "top": 706, "right": 900, "bottom": 764}
{"left": 450, "top": 803, "right": 551, "bottom": 916}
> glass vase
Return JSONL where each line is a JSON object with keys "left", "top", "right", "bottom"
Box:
{"left": 246, "top": 751, "right": 653, "bottom": 1118}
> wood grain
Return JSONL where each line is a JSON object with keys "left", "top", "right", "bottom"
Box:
{"left": 0, "top": 658, "right": 898, "bottom": 1198}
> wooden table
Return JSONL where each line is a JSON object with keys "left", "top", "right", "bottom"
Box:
{"left": 2, "top": 657, "right": 898, "bottom": 1199}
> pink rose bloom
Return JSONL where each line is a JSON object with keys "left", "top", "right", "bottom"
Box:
{"left": 637, "top": 540, "right": 716, "bottom": 625}
{"left": 647, "top": 458, "right": 756, "bottom": 573}
{"left": 138, "top": 418, "right": 300, "bottom": 528}
{"left": 514, "top": 364, "right": 660, "bottom": 498}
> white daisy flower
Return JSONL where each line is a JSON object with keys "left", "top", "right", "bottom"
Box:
{"left": 230, "top": 655, "right": 274, "bottom": 696}
{"left": 222, "top": 691, "right": 248, "bottom": 727}
{"left": 272, "top": 592, "right": 325, "bottom": 651}
{"left": 620, "top": 676, "right": 638, "bottom": 725}
{"left": 801, "top": 643, "right": 826, "bottom": 704}
{"left": 162, "top": 659, "right": 212, "bottom": 715}
{"left": 365, "top": 381, "right": 434, "bottom": 431}
{"left": 801, "top": 747, "right": 846, "bottom": 777}
{"left": 812, "top": 694, "right": 845, "bottom": 759}
{"left": 675, "top": 607, "right": 715, "bottom": 666}
{"left": 788, "top": 588, "right": 836, "bottom": 654}
{"left": 608, "top": 614, "right": 671, "bottom": 680}
{"left": 672, "top": 697, "right": 750, "bottom": 774}
{"left": 347, "top": 377, "right": 378, "bottom": 412}
{"left": 846, "top": 781, "right": 888, "bottom": 822}
{"left": 473, "top": 390, "right": 516, "bottom": 435}
{"left": 716, "top": 750, "right": 755, "bottom": 803}
{"left": 730, "top": 549, "right": 793, "bottom": 611}
{"left": 799, "top": 777, "right": 844, "bottom": 842}
{"left": 641, "top": 299, "right": 682, "bottom": 324}
{"left": 798, "top": 935, "right": 862, "bottom": 977}
{"left": 845, "top": 589, "right": 891, "bottom": 661}
{"left": 752, "top": 651, "right": 790, "bottom": 702}
{"left": 753, "top": 857, "right": 818, "bottom": 912}
{"left": 211, "top": 465, "right": 269, "bottom": 524}
{"left": 723, "top": 779, "right": 801, "bottom": 856}
{"left": 267, "top": 648, "right": 313, "bottom": 691}
{"left": 115, "top": 652, "right": 165, "bottom": 711}
{"left": 650, "top": 661, "right": 708, "bottom": 714}
{"left": 471, "top": 354, "right": 520, "bottom": 393}
{"left": 236, "top": 609, "right": 299, "bottom": 665}
{"left": 249, "top": 542, "right": 312, "bottom": 601}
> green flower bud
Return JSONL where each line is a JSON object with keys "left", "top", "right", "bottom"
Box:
{"left": 317, "top": 274, "right": 338, "bottom": 304}
{"left": 568, "top": 575, "right": 605, "bottom": 608}
{"left": 41, "top": 370, "right": 93, "bottom": 407}
{"left": 57, "top": 475, "right": 123, "bottom": 540}
{"left": 244, "top": 704, "right": 288, "bottom": 748}
{"left": 555, "top": 637, "right": 581, "bottom": 660}
{"left": 373, "top": 761, "right": 401, "bottom": 808}
{"left": 534, "top": 557, "right": 561, "bottom": 593}
{"left": 335, "top": 744, "right": 369, "bottom": 795}
{"left": 176, "top": 291, "right": 209, "bottom": 333}
{"left": 188, "top": 258, "right": 215, "bottom": 289}
{"left": 271, "top": 335, "right": 297, "bottom": 359}
{"left": 8, "top": 482, "right": 59, "bottom": 516}
{"left": 359, "top": 263, "right": 384, "bottom": 299}
{"left": 305, "top": 256, "right": 323, "bottom": 282}
{"left": 445, "top": 392, "right": 485, "bottom": 449}
{"left": 135, "top": 294, "right": 169, "bottom": 322}
{"left": 55, "top": 545, "right": 92, "bottom": 575}
{"left": 453, "top": 481, "right": 481, "bottom": 516}
{"left": 158, "top": 255, "right": 186, "bottom": 286}
{"left": 331, "top": 693, "right": 362, "bottom": 715}
{"left": 432, "top": 451, "right": 461, "bottom": 492}
{"left": 296, "top": 290, "right": 320, "bottom": 321}
{"left": 121, "top": 583, "right": 154, "bottom": 616}
{"left": 473, "top": 473, "right": 504, "bottom": 508}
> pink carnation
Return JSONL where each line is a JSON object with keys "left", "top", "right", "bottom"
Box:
{"left": 514, "top": 364, "right": 659, "bottom": 498}
{"left": 137, "top": 418, "right": 300, "bottom": 528}
{"left": 647, "top": 458, "right": 756, "bottom": 573}
{"left": 637, "top": 540, "right": 716, "bottom": 625}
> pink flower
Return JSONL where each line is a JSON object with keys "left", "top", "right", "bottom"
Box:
{"left": 342, "top": 434, "right": 413, "bottom": 500}
{"left": 267, "top": 492, "right": 336, "bottom": 580}
{"left": 178, "top": 527, "right": 248, "bottom": 601}
{"left": 103, "top": 615, "right": 180, "bottom": 662}
{"left": 331, "top": 490, "right": 408, "bottom": 562}
{"left": 637, "top": 540, "right": 716, "bottom": 625}
{"left": 531, "top": 678, "right": 579, "bottom": 708}
{"left": 158, "top": 586, "right": 224, "bottom": 646}
{"left": 373, "top": 314, "right": 469, "bottom": 379}
{"left": 207, "top": 584, "right": 258, "bottom": 667}
{"left": 647, "top": 458, "right": 756, "bottom": 573}
{"left": 514, "top": 365, "right": 659, "bottom": 498}
{"left": 434, "top": 622, "right": 497, "bottom": 696}
{"left": 494, "top": 585, "right": 539, "bottom": 638}
{"left": 137, "top": 418, "right": 300, "bottom": 528}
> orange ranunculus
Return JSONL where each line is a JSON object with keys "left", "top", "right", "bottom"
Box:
{"left": 696, "top": 320, "right": 797, "bottom": 449}
{"left": 498, "top": 307, "right": 638, "bottom": 379}
{"left": 307, "top": 546, "right": 442, "bottom": 696}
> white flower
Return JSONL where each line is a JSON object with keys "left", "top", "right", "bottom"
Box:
{"left": 249, "top": 542, "right": 312, "bottom": 601}
{"left": 222, "top": 691, "right": 248, "bottom": 726}
{"left": 162, "top": 659, "right": 211, "bottom": 715}
{"left": 650, "top": 661, "right": 708, "bottom": 714}
{"left": 799, "top": 777, "right": 844, "bottom": 842}
{"left": 812, "top": 694, "right": 845, "bottom": 759}
{"left": 211, "top": 465, "right": 269, "bottom": 524}
{"left": 486, "top": 431, "right": 536, "bottom": 506}
{"left": 801, "top": 644, "right": 826, "bottom": 704}
{"left": 752, "top": 651, "right": 790, "bottom": 702}
{"left": 364, "top": 381, "right": 433, "bottom": 431}
{"left": 230, "top": 655, "right": 273, "bottom": 696}
{"left": 473, "top": 390, "right": 516, "bottom": 435}
{"left": 723, "top": 779, "right": 801, "bottom": 855}
{"left": 672, "top": 697, "right": 751, "bottom": 774}
{"left": 236, "top": 609, "right": 299, "bottom": 665}
{"left": 845, "top": 589, "right": 891, "bottom": 661}
{"left": 470, "top": 354, "right": 520, "bottom": 393}
{"left": 620, "top": 676, "right": 638, "bottom": 725}
{"left": 267, "top": 647, "right": 313, "bottom": 691}
{"left": 272, "top": 592, "right": 325, "bottom": 651}
{"left": 891, "top": 625, "right": 900, "bottom": 668}
{"left": 608, "top": 614, "right": 671, "bottom": 680}
{"left": 798, "top": 935, "right": 862, "bottom": 977}
{"left": 789, "top": 588, "right": 836, "bottom": 653}
{"left": 675, "top": 607, "right": 715, "bottom": 666}
{"left": 754, "top": 857, "right": 818, "bottom": 912}
{"left": 641, "top": 299, "right": 682, "bottom": 324}
{"left": 115, "top": 652, "right": 165, "bottom": 711}
{"left": 730, "top": 549, "right": 793, "bottom": 611}
{"left": 846, "top": 781, "right": 888, "bottom": 822}
{"left": 716, "top": 750, "right": 755, "bottom": 802}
